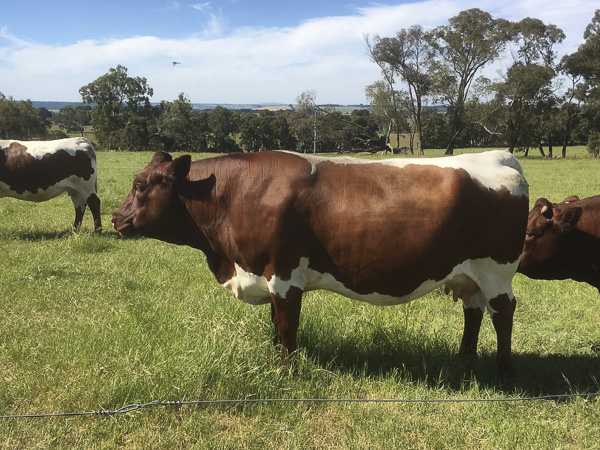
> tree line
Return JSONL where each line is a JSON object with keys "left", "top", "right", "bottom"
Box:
{"left": 0, "top": 83, "right": 379, "bottom": 154}
{"left": 366, "top": 8, "right": 600, "bottom": 157}
{"left": 1, "top": 8, "right": 599, "bottom": 156}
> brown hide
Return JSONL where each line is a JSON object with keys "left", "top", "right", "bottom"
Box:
{"left": 519, "top": 194, "right": 600, "bottom": 289}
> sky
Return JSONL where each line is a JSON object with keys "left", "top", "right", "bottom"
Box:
{"left": 0, "top": 0, "right": 597, "bottom": 105}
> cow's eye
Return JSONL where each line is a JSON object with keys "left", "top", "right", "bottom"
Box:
{"left": 135, "top": 183, "right": 146, "bottom": 192}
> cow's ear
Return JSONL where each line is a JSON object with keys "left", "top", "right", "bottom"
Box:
{"left": 556, "top": 207, "right": 583, "bottom": 233}
{"left": 168, "top": 154, "right": 191, "bottom": 181}
{"left": 152, "top": 151, "right": 173, "bottom": 164}
{"left": 562, "top": 195, "right": 580, "bottom": 205}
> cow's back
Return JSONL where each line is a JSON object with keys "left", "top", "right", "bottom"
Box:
{"left": 0, "top": 138, "right": 97, "bottom": 200}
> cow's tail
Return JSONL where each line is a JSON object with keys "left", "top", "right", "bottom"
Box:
{"left": 498, "top": 150, "right": 524, "bottom": 176}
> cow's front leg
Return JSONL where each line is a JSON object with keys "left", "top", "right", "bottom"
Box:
{"left": 270, "top": 302, "right": 280, "bottom": 347}
{"left": 270, "top": 287, "right": 303, "bottom": 358}
{"left": 489, "top": 293, "right": 516, "bottom": 375}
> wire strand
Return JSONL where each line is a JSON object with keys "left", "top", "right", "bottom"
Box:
{"left": 1, "top": 392, "right": 598, "bottom": 419}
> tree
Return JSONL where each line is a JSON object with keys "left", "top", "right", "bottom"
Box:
{"left": 497, "top": 63, "right": 558, "bottom": 153}
{"left": 54, "top": 105, "right": 91, "bottom": 136}
{"left": 431, "top": 9, "right": 515, "bottom": 154}
{"left": 0, "top": 93, "right": 50, "bottom": 139}
{"left": 240, "top": 110, "right": 296, "bottom": 152}
{"left": 153, "top": 93, "right": 209, "bottom": 152}
{"left": 207, "top": 106, "right": 240, "bottom": 152}
{"left": 367, "top": 26, "right": 434, "bottom": 155}
{"left": 557, "top": 60, "right": 584, "bottom": 157}
{"left": 296, "top": 90, "right": 319, "bottom": 153}
{"left": 559, "top": 9, "right": 600, "bottom": 156}
{"left": 79, "top": 65, "right": 154, "bottom": 150}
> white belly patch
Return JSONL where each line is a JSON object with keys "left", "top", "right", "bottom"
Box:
{"left": 221, "top": 256, "right": 518, "bottom": 310}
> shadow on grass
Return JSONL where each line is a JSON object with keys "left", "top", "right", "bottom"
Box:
{"left": 298, "top": 328, "right": 600, "bottom": 396}
{"left": 3, "top": 228, "right": 140, "bottom": 241}
{"left": 4, "top": 229, "right": 76, "bottom": 241}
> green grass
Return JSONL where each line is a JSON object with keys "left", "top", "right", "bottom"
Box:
{"left": 1, "top": 148, "right": 599, "bottom": 448}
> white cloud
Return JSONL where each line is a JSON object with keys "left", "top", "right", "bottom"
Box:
{"left": 191, "top": 2, "right": 212, "bottom": 13}
{"left": 1, "top": 0, "right": 597, "bottom": 103}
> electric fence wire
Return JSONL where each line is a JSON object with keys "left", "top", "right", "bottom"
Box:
{"left": 1, "top": 392, "right": 599, "bottom": 420}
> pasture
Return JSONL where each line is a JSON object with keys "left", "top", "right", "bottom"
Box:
{"left": 1, "top": 148, "right": 599, "bottom": 448}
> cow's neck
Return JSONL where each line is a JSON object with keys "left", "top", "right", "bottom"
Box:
{"left": 176, "top": 187, "right": 229, "bottom": 283}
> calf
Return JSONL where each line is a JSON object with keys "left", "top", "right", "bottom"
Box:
{"left": 519, "top": 195, "right": 600, "bottom": 290}
{"left": 0, "top": 137, "right": 101, "bottom": 230}
{"left": 112, "top": 150, "right": 529, "bottom": 373}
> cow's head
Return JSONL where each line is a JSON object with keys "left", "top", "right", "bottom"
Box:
{"left": 519, "top": 196, "right": 583, "bottom": 277}
{"left": 112, "top": 151, "right": 193, "bottom": 241}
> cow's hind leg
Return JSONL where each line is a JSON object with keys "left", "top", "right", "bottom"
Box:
{"left": 489, "top": 293, "right": 516, "bottom": 376}
{"left": 87, "top": 193, "right": 102, "bottom": 231}
{"left": 459, "top": 292, "right": 485, "bottom": 358}
{"left": 270, "top": 287, "right": 303, "bottom": 358}
{"left": 69, "top": 192, "right": 87, "bottom": 229}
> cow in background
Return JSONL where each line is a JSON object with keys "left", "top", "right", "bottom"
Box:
{"left": 0, "top": 137, "right": 102, "bottom": 230}
{"left": 519, "top": 195, "right": 600, "bottom": 290}
{"left": 112, "top": 150, "right": 528, "bottom": 374}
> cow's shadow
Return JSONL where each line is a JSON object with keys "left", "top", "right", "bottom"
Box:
{"left": 6, "top": 229, "right": 76, "bottom": 241}
{"left": 298, "top": 329, "right": 600, "bottom": 396}
{"left": 5, "top": 229, "right": 138, "bottom": 241}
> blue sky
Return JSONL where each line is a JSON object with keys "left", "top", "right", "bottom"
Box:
{"left": 1, "top": 0, "right": 597, "bottom": 104}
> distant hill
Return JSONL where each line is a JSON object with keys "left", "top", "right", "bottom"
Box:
{"left": 31, "top": 101, "right": 88, "bottom": 111}
{"left": 30, "top": 100, "right": 293, "bottom": 112}
{"left": 29, "top": 101, "right": 372, "bottom": 113}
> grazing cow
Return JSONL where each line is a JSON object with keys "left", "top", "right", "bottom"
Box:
{"left": 519, "top": 195, "right": 600, "bottom": 290}
{"left": 0, "top": 137, "right": 101, "bottom": 230}
{"left": 112, "top": 150, "right": 529, "bottom": 373}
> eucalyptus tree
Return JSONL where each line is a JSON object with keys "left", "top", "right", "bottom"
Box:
{"left": 80, "top": 65, "right": 154, "bottom": 150}
{"left": 207, "top": 106, "right": 240, "bottom": 152}
{"left": 366, "top": 26, "right": 433, "bottom": 155}
{"left": 55, "top": 105, "right": 91, "bottom": 136}
{"left": 430, "top": 9, "right": 514, "bottom": 154}
{"left": 0, "top": 93, "right": 50, "bottom": 139}
{"left": 239, "top": 110, "right": 295, "bottom": 152}
{"left": 504, "top": 18, "right": 564, "bottom": 155}
{"left": 154, "top": 93, "right": 210, "bottom": 152}
{"left": 560, "top": 9, "right": 600, "bottom": 156}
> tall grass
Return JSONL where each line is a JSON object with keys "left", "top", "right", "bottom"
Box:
{"left": 0, "top": 148, "right": 599, "bottom": 448}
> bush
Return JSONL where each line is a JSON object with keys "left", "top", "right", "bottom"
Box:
{"left": 587, "top": 131, "right": 600, "bottom": 157}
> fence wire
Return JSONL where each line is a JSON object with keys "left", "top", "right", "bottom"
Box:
{"left": 1, "top": 392, "right": 599, "bottom": 420}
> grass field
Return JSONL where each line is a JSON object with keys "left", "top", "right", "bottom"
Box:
{"left": 1, "top": 147, "right": 599, "bottom": 448}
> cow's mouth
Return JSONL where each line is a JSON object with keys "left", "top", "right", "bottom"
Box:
{"left": 111, "top": 216, "right": 137, "bottom": 237}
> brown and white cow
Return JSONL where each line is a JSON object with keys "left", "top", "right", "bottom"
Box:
{"left": 112, "top": 150, "right": 529, "bottom": 373}
{"left": 519, "top": 195, "right": 600, "bottom": 290}
{"left": 0, "top": 137, "right": 101, "bottom": 230}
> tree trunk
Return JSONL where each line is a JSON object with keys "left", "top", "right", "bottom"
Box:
{"left": 538, "top": 143, "right": 546, "bottom": 157}
{"left": 561, "top": 112, "right": 572, "bottom": 158}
